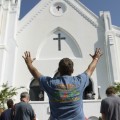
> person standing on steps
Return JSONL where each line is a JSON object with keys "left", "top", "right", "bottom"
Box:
{"left": 23, "top": 48, "right": 102, "bottom": 120}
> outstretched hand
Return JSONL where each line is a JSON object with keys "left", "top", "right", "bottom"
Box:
{"left": 89, "top": 48, "right": 103, "bottom": 60}
{"left": 86, "top": 48, "right": 103, "bottom": 76}
{"left": 22, "top": 51, "right": 36, "bottom": 65}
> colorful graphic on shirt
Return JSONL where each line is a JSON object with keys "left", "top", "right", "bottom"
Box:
{"left": 51, "top": 84, "right": 80, "bottom": 102}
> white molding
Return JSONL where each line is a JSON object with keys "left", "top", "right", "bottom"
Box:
{"left": 0, "top": 44, "right": 6, "bottom": 49}
{"left": 108, "top": 34, "right": 114, "bottom": 45}
{"left": 63, "top": 0, "right": 98, "bottom": 27}
{"left": 1, "top": 0, "right": 10, "bottom": 10}
{"left": 112, "top": 25, "right": 120, "bottom": 37}
{"left": 116, "top": 33, "right": 120, "bottom": 38}
{"left": 1, "top": 5, "right": 8, "bottom": 11}
{"left": 9, "top": 4, "right": 17, "bottom": 13}
{"left": 112, "top": 25, "right": 120, "bottom": 31}
{"left": 16, "top": 0, "right": 54, "bottom": 35}
{"left": 75, "top": 0, "right": 98, "bottom": 18}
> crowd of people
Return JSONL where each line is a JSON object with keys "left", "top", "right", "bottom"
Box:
{"left": 0, "top": 48, "right": 120, "bottom": 120}
{"left": 0, "top": 92, "right": 36, "bottom": 120}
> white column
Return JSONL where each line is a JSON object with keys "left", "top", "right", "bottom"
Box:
{"left": 0, "top": 0, "right": 10, "bottom": 84}
{"left": 0, "top": 0, "right": 10, "bottom": 44}
{"left": 99, "top": 11, "right": 120, "bottom": 84}
{"left": 107, "top": 32, "right": 120, "bottom": 82}
{"left": 0, "top": 0, "right": 21, "bottom": 85}
{"left": 99, "top": 11, "right": 113, "bottom": 84}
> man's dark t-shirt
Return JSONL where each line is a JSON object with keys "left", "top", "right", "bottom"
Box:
{"left": 100, "top": 95, "right": 120, "bottom": 120}
{"left": 14, "top": 101, "right": 35, "bottom": 120}
{"left": 0, "top": 108, "right": 13, "bottom": 120}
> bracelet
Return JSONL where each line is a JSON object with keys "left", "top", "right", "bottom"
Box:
{"left": 94, "top": 58, "right": 99, "bottom": 60}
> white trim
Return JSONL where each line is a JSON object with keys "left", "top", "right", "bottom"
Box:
{"left": 16, "top": 0, "right": 54, "bottom": 35}
{"left": 112, "top": 25, "right": 120, "bottom": 37}
{"left": 63, "top": 0, "right": 98, "bottom": 27}
{"left": 112, "top": 25, "right": 120, "bottom": 31}
{"left": 11, "top": 46, "right": 18, "bottom": 86}
{"left": 0, "top": 50, "right": 7, "bottom": 84}
{"left": 0, "top": 44, "right": 7, "bottom": 50}
{"left": 116, "top": 33, "right": 120, "bottom": 38}
{"left": 29, "top": 99, "right": 101, "bottom": 104}
{"left": 74, "top": 0, "right": 98, "bottom": 19}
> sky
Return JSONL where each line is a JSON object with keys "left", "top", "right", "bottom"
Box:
{"left": 20, "top": 0, "right": 120, "bottom": 27}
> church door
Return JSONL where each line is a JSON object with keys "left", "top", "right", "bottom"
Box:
{"left": 29, "top": 79, "right": 44, "bottom": 101}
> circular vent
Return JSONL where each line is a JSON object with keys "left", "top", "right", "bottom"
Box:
{"left": 50, "top": 2, "right": 67, "bottom": 17}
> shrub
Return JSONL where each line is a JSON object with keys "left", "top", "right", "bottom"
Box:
{"left": 0, "top": 82, "right": 23, "bottom": 109}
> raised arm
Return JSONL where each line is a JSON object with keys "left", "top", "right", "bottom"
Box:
{"left": 22, "top": 51, "right": 42, "bottom": 79}
{"left": 85, "top": 48, "right": 103, "bottom": 77}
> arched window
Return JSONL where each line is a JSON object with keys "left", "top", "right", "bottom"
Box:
{"left": 83, "top": 79, "right": 95, "bottom": 99}
{"left": 29, "top": 79, "right": 44, "bottom": 101}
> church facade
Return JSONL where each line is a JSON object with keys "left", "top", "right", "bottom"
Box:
{"left": 0, "top": 0, "right": 120, "bottom": 119}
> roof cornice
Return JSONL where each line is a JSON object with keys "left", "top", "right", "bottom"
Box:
{"left": 64, "top": 0, "right": 98, "bottom": 27}
{"left": 17, "top": 0, "right": 54, "bottom": 35}
{"left": 112, "top": 25, "right": 120, "bottom": 38}
{"left": 74, "top": 0, "right": 98, "bottom": 19}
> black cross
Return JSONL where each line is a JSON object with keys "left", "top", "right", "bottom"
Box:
{"left": 56, "top": 6, "right": 61, "bottom": 11}
{"left": 53, "top": 33, "right": 66, "bottom": 51}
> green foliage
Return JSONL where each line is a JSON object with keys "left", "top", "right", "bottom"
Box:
{"left": 98, "top": 116, "right": 102, "bottom": 120}
{"left": 0, "top": 82, "right": 23, "bottom": 109}
{"left": 114, "top": 82, "right": 120, "bottom": 95}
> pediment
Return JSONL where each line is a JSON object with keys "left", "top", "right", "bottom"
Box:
{"left": 17, "top": 0, "right": 99, "bottom": 36}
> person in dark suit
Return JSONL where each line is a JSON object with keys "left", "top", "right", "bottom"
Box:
{"left": 0, "top": 99, "right": 14, "bottom": 120}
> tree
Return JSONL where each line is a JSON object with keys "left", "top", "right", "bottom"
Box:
{"left": 0, "top": 82, "right": 23, "bottom": 109}
{"left": 114, "top": 82, "right": 120, "bottom": 96}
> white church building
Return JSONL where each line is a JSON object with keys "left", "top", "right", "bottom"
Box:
{"left": 0, "top": 0, "right": 120, "bottom": 119}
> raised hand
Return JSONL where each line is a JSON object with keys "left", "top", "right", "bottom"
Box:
{"left": 22, "top": 51, "right": 36, "bottom": 65}
{"left": 86, "top": 48, "right": 103, "bottom": 76}
{"left": 22, "top": 51, "right": 41, "bottom": 79}
{"left": 89, "top": 48, "right": 103, "bottom": 60}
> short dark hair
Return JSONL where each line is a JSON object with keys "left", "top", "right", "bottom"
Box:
{"left": 20, "top": 92, "right": 29, "bottom": 99}
{"left": 58, "top": 58, "right": 74, "bottom": 75}
{"left": 7, "top": 99, "right": 14, "bottom": 108}
{"left": 106, "top": 86, "right": 116, "bottom": 96}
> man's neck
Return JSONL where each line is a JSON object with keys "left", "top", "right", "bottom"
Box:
{"left": 107, "top": 93, "right": 115, "bottom": 97}
{"left": 21, "top": 98, "right": 28, "bottom": 103}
